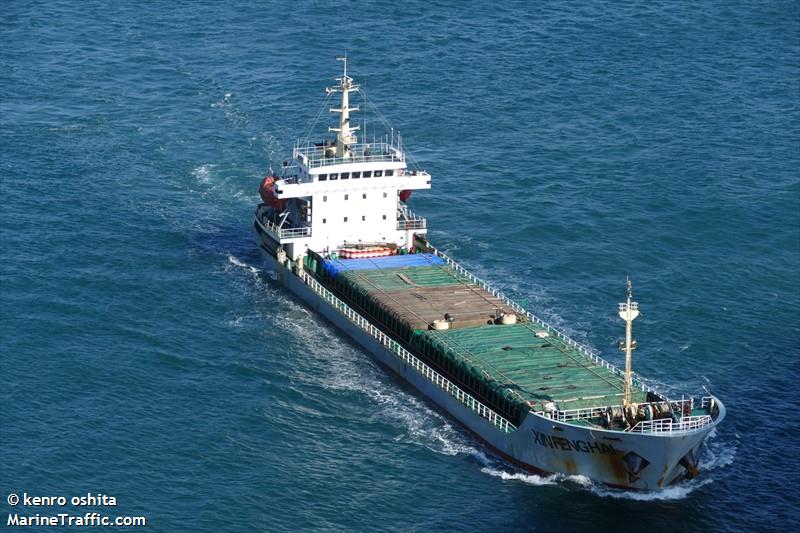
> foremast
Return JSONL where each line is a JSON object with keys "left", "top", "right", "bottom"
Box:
{"left": 326, "top": 55, "right": 360, "bottom": 158}
{"left": 618, "top": 279, "right": 640, "bottom": 414}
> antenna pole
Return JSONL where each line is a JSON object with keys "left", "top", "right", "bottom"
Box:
{"left": 618, "top": 278, "right": 640, "bottom": 409}
{"left": 328, "top": 54, "right": 360, "bottom": 158}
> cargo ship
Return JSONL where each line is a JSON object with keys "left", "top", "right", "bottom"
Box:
{"left": 252, "top": 58, "right": 725, "bottom": 490}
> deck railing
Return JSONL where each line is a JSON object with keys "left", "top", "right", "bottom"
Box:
{"left": 397, "top": 218, "right": 427, "bottom": 230}
{"left": 255, "top": 209, "right": 312, "bottom": 240}
{"left": 553, "top": 398, "right": 699, "bottom": 422}
{"left": 397, "top": 206, "right": 427, "bottom": 231}
{"left": 627, "top": 415, "right": 713, "bottom": 434}
{"left": 294, "top": 141, "right": 404, "bottom": 169}
{"left": 298, "top": 270, "right": 517, "bottom": 434}
{"left": 553, "top": 406, "right": 609, "bottom": 422}
{"left": 553, "top": 401, "right": 713, "bottom": 433}
{"left": 428, "top": 247, "right": 661, "bottom": 400}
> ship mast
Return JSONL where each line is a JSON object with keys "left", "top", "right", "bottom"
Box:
{"left": 327, "top": 54, "right": 360, "bottom": 158}
{"left": 618, "top": 278, "right": 640, "bottom": 409}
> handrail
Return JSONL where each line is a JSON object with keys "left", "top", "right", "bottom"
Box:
{"left": 294, "top": 141, "right": 405, "bottom": 168}
{"left": 255, "top": 209, "right": 311, "bottom": 239}
{"left": 553, "top": 406, "right": 608, "bottom": 422}
{"left": 427, "top": 247, "right": 663, "bottom": 400}
{"left": 397, "top": 205, "right": 427, "bottom": 230}
{"left": 553, "top": 398, "right": 695, "bottom": 423}
{"left": 627, "top": 415, "right": 713, "bottom": 434}
{"left": 397, "top": 219, "right": 426, "bottom": 230}
{"left": 298, "top": 270, "right": 517, "bottom": 433}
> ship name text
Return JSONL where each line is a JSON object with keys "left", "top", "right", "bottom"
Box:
{"left": 531, "top": 430, "right": 617, "bottom": 454}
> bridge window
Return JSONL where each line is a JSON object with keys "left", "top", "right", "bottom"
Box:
{"left": 345, "top": 194, "right": 349, "bottom": 200}
{"left": 341, "top": 172, "right": 350, "bottom": 179}
{"left": 385, "top": 169, "right": 394, "bottom": 176}
{"left": 323, "top": 196, "right": 327, "bottom": 202}
{"left": 352, "top": 172, "right": 361, "bottom": 179}
{"left": 362, "top": 215, "right": 366, "bottom": 221}
{"left": 362, "top": 193, "right": 367, "bottom": 199}
{"left": 374, "top": 170, "right": 383, "bottom": 177}
{"left": 318, "top": 174, "right": 327, "bottom": 181}
{"left": 329, "top": 173, "right": 338, "bottom": 180}
{"left": 344, "top": 217, "right": 348, "bottom": 222}
{"left": 382, "top": 214, "right": 387, "bottom": 220}
{"left": 383, "top": 192, "right": 387, "bottom": 198}
{"left": 323, "top": 218, "right": 327, "bottom": 224}
{"left": 363, "top": 171, "right": 372, "bottom": 178}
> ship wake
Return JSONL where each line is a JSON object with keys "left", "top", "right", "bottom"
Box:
{"left": 293, "top": 319, "right": 482, "bottom": 459}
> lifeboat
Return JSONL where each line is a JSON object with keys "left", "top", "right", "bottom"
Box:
{"left": 259, "top": 175, "right": 286, "bottom": 210}
{"left": 399, "top": 189, "right": 412, "bottom": 202}
{"left": 338, "top": 244, "right": 397, "bottom": 259}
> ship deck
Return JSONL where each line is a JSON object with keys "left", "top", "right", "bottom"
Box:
{"left": 414, "top": 323, "right": 648, "bottom": 411}
{"left": 317, "top": 253, "right": 646, "bottom": 412}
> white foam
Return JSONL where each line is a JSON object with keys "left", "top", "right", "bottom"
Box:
{"left": 474, "top": 456, "right": 721, "bottom": 500}
{"left": 480, "top": 467, "right": 560, "bottom": 486}
{"left": 699, "top": 429, "right": 738, "bottom": 471}
{"left": 227, "top": 255, "right": 261, "bottom": 275}
{"left": 263, "top": 301, "right": 483, "bottom": 460}
{"left": 588, "top": 478, "right": 714, "bottom": 501}
{"left": 211, "top": 93, "right": 232, "bottom": 108}
{"left": 226, "top": 313, "right": 265, "bottom": 329}
{"left": 564, "top": 474, "right": 594, "bottom": 487}
{"left": 192, "top": 163, "right": 215, "bottom": 183}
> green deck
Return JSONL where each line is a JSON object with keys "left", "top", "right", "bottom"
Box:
{"left": 337, "top": 265, "right": 473, "bottom": 292}
{"left": 314, "top": 251, "right": 643, "bottom": 423}
{"left": 411, "top": 323, "right": 647, "bottom": 411}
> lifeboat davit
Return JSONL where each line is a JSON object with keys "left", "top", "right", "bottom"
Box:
{"left": 259, "top": 175, "right": 286, "bottom": 210}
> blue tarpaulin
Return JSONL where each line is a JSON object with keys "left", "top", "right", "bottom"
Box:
{"left": 322, "top": 253, "right": 444, "bottom": 277}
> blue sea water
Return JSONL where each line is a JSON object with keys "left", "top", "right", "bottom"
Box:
{"left": 2, "top": 1, "right": 798, "bottom": 531}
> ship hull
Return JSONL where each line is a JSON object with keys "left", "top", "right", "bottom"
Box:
{"left": 255, "top": 238, "right": 725, "bottom": 490}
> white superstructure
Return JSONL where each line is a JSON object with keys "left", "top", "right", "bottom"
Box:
{"left": 255, "top": 56, "right": 431, "bottom": 260}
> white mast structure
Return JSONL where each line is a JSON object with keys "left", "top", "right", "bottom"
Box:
{"left": 618, "top": 278, "right": 640, "bottom": 410}
{"left": 327, "top": 55, "right": 359, "bottom": 158}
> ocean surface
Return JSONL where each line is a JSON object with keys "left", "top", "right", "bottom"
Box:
{"left": 2, "top": 1, "right": 798, "bottom": 531}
